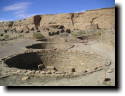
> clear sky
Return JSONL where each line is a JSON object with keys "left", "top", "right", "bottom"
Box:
{"left": 0, "top": 0, "right": 115, "bottom": 21}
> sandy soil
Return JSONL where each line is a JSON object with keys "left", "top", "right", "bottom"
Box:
{"left": 0, "top": 38, "right": 115, "bottom": 86}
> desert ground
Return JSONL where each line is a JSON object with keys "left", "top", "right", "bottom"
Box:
{"left": 0, "top": 7, "right": 115, "bottom": 86}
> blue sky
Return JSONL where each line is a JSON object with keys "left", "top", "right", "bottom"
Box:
{"left": 0, "top": 0, "right": 115, "bottom": 21}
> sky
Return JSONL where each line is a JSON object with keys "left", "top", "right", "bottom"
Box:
{"left": 0, "top": 0, "right": 115, "bottom": 21}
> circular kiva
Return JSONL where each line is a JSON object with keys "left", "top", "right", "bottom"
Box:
{"left": 4, "top": 50, "right": 106, "bottom": 73}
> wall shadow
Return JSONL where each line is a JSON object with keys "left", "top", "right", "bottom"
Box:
{"left": 5, "top": 52, "right": 42, "bottom": 70}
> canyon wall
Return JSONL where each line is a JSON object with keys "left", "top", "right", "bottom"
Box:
{"left": 0, "top": 7, "right": 115, "bottom": 35}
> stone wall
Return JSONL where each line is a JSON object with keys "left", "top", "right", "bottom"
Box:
{"left": 0, "top": 7, "right": 115, "bottom": 35}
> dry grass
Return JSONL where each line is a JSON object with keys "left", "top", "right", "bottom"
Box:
{"left": 33, "top": 33, "right": 46, "bottom": 40}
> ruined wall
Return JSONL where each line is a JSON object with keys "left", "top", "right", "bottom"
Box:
{"left": 0, "top": 7, "right": 115, "bottom": 33}
{"left": 39, "top": 8, "right": 115, "bottom": 30}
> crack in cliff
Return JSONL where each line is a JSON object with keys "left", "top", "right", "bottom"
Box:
{"left": 90, "top": 17, "right": 98, "bottom": 25}
{"left": 90, "top": 14, "right": 104, "bottom": 25}
{"left": 89, "top": 15, "right": 104, "bottom": 29}
{"left": 70, "top": 13, "right": 75, "bottom": 26}
{"left": 34, "top": 15, "right": 41, "bottom": 30}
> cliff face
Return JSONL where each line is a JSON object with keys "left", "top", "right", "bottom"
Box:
{"left": 0, "top": 8, "right": 115, "bottom": 34}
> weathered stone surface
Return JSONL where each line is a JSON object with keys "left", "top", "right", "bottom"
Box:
{"left": 38, "top": 64, "right": 45, "bottom": 70}
{"left": 0, "top": 8, "right": 115, "bottom": 35}
{"left": 21, "top": 76, "right": 29, "bottom": 81}
{"left": 35, "top": 70, "right": 40, "bottom": 74}
{"left": 26, "top": 70, "right": 32, "bottom": 75}
{"left": 107, "top": 68, "right": 114, "bottom": 73}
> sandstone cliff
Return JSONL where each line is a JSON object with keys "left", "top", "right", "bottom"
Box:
{"left": 0, "top": 7, "right": 115, "bottom": 35}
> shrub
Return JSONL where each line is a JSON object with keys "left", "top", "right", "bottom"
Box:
{"left": 71, "top": 29, "right": 102, "bottom": 37}
{"left": 4, "top": 29, "right": 7, "bottom": 33}
{"left": 71, "top": 30, "right": 86, "bottom": 37}
{"left": 33, "top": 33, "right": 46, "bottom": 41}
{"left": 19, "top": 34, "right": 24, "bottom": 38}
{"left": 0, "top": 33, "right": 4, "bottom": 36}
{"left": 4, "top": 35, "right": 9, "bottom": 40}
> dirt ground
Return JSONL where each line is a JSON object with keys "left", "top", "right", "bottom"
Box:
{"left": 0, "top": 36, "right": 115, "bottom": 86}
{"left": 0, "top": 7, "right": 115, "bottom": 86}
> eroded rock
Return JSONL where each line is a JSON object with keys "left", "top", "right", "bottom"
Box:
{"left": 0, "top": 8, "right": 114, "bottom": 35}
{"left": 21, "top": 76, "right": 29, "bottom": 81}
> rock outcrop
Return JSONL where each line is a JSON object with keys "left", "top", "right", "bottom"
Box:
{"left": 0, "top": 7, "right": 115, "bottom": 35}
